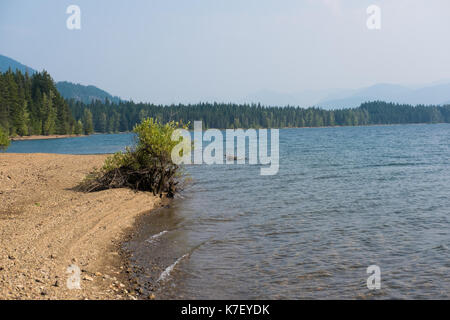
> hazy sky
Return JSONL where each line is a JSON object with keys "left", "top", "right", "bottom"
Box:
{"left": 1, "top": 0, "right": 450, "bottom": 104}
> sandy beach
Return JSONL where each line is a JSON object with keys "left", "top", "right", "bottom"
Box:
{"left": 0, "top": 153, "right": 163, "bottom": 300}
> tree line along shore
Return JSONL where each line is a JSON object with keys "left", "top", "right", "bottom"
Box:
{"left": 1, "top": 68, "right": 450, "bottom": 148}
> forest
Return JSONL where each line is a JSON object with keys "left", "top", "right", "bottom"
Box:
{"left": 1, "top": 69, "right": 450, "bottom": 140}
{"left": 68, "top": 99, "right": 450, "bottom": 133}
{"left": 0, "top": 69, "right": 93, "bottom": 137}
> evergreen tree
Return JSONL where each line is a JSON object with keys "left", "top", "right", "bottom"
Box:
{"left": 0, "top": 69, "right": 75, "bottom": 137}
{"left": 0, "top": 126, "right": 10, "bottom": 151}
{"left": 42, "top": 92, "right": 57, "bottom": 135}
{"left": 74, "top": 119, "right": 84, "bottom": 135}
{"left": 98, "top": 112, "right": 107, "bottom": 133}
{"left": 83, "top": 108, "right": 94, "bottom": 135}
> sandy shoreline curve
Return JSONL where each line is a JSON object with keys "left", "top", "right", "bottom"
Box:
{"left": 0, "top": 153, "right": 163, "bottom": 300}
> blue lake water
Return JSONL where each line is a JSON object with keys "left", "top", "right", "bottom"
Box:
{"left": 6, "top": 124, "right": 450, "bottom": 299}
{"left": 7, "top": 133, "right": 135, "bottom": 154}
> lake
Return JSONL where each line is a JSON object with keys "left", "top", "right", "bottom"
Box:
{"left": 7, "top": 124, "right": 450, "bottom": 299}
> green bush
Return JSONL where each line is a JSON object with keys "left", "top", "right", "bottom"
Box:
{"left": 0, "top": 127, "right": 10, "bottom": 151}
{"left": 79, "top": 118, "right": 188, "bottom": 197}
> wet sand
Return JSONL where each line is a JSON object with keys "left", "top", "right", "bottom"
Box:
{"left": 0, "top": 153, "right": 163, "bottom": 300}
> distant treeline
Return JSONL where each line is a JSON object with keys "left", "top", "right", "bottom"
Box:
{"left": 1, "top": 69, "right": 450, "bottom": 138}
{"left": 0, "top": 69, "right": 94, "bottom": 136}
{"left": 68, "top": 99, "right": 450, "bottom": 133}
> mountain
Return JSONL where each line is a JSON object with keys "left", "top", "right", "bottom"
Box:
{"left": 56, "top": 81, "right": 121, "bottom": 104}
{"left": 240, "top": 90, "right": 303, "bottom": 107}
{"left": 401, "top": 83, "right": 450, "bottom": 105}
{"left": 0, "top": 54, "right": 121, "bottom": 104}
{"left": 240, "top": 88, "right": 355, "bottom": 108}
{"left": 0, "top": 54, "right": 36, "bottom": 74}
{"left": 317, "top": 84, "right": 410, "bottom": 109}
{"left": 2, "top": 53, "right": 449, "bottom": 108}
{"left": 316, "top": 83, "right": 450, "bottom": 109}
{"left": 242, "top": 82, "right": 450, "bottom": 109}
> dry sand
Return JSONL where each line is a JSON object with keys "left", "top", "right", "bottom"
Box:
{"left": 0, "top": 153, "right": 163, "bottom": 300}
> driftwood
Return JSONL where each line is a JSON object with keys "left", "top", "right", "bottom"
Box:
{"left": 78, "top": 164, "right": 179, "bottom": 197}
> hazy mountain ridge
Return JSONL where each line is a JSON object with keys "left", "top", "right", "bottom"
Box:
{"left": 2, "top": 53, "right": 450, "bottom": 108}
{"left": 0, "top": 54, "right": 36, "bottom": 74}
{"left": 241, "top": 82, "right": 450, "bottom": 109}
{"left": 0, "top": 54, "right": 120, "bottom": 104}
{"left": 316, "top": 83, "right": 450, "bottom": 109}
{"left": 240, "top": 88, "right": 346, "bottom": 108}
{"left": 55, "top": 81, "right": 121, "bottom": 104}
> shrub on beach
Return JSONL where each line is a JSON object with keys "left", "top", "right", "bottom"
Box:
{"left": 78, "top": 118, "right": 188, "bottom": 197}
{"left": 0, "top": 127, "right": 10, "bottom": 151}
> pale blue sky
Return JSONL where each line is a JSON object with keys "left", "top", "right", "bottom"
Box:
{"left": 1, "top": 0, "right": 450, "bottom": 104}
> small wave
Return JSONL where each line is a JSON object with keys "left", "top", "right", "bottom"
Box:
{"left": 296, "top": 270, "right": 333, "bottom": 280}
{"left": 314, "top": 174, "right": 343, "bottom": 180}
{"left": 145, "top": 230, "right": 168, "bottom": 244}
{"left": 432, "top": 244, "right": 448, "bottom": 251}
{"left": 157, "top": 253, "right": 189, "bottom": 282}
{"left": 156, "top": 239, "right": 210, "bottom": 282}
{"left": 367, "top": 162, "right": 425, "bottom": 168}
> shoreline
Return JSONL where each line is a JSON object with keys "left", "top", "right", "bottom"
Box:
{"left": 0, "top": 153, "right": 165, "bottom": 300}
{"left": 10, "top": 134, "right": 87, "bottom": 141}
{"left": 7, "top": 123, "right": 447, "bottom": 143}
{"left": 10, "top": 132, "right": 133, "bottom": 142}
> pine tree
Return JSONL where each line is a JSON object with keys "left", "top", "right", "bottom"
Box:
{"left": 83, "top": 108, "right": 94, "bottom": 135}
{"left": 13, "top": 100, "right": 29, "bottom": 136}
{"left": 0, "top": 126, "right": 10, "bottom": 151}
{"left": 74, "top": 120, "right": 84, "bottom": 135}
{"left": 0, "top": 69, "right": 76, "bottom": 137}
{"left": 98, "top": 112, "right": 107, "bottom": 133}
{"left": 42, "top": 92, "right": 57, "bottom": 135}
{"left": 0, "top": 74, "right": 9, "bottom": 132}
